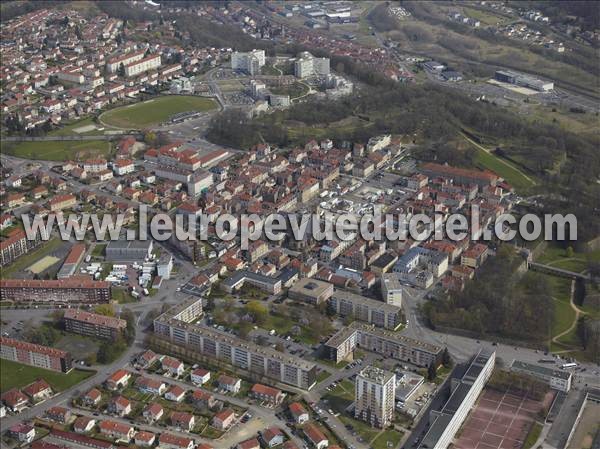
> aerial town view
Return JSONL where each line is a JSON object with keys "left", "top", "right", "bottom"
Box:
{"left": 0, "top": 1, "right": 599, "bottom": 449}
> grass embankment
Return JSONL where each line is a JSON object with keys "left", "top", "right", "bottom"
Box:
{"left": 0, "top": 359, "right": 95, "bottom": 393}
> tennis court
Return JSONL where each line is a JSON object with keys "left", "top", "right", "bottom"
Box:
{"left": 454, "top": 387, "right": 547, "bottom": 449}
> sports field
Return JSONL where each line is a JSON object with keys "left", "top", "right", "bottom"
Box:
{"left": 0, "top": 139, "right": 112, "bottom": 161}
{"left": 454, "top": 387, "right": 548, "bottom": 449}
{"left": 27, "top": 255, "right": 60, "bottom": 274}
{"left": 100, "top": 95, "right": 217, "bottom": 128}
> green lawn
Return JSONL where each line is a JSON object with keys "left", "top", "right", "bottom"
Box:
{"left": 372, "top": 429, "right": 404, "bottom": 449}
{"left": 0, "top": 139, "right": 112, "bottom": 161}
{"left": 537, "top": 244, "right": 599, "bottom": 273}
{"left": 100, "top": 95, "right": 217, "bottom": 128}
{"left": 522, "top": 422, "right": 543, "bottom": 449}
{"left": 1, "top": 238, "right": 64, "bottom": 279}
{"left": 0, "top": 359, "right": 95, "bottom": 393}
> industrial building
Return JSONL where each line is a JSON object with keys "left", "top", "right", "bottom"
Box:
{"left": 153, "top": 300, "right": 316, "bottom": 390}
{"left": 355, "top": 366, "right": 396, "bottom": 428}
{"left": 494, "top": 70, "right": 554, "bottom": 91}
{"left": 57, "top": 243, "right": 86, "bottom": 279}
{"left": 105, "top": 240, "right": 153, "bottom": 262}
{"left": 324, "top": 322, "right": 443, "bottom": 367}
{"left": 419, "top": 350, "right": 496, "bottom": 449}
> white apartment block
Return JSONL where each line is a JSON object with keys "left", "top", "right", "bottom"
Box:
{"left": 57, "top": 71, "right": 85, "bottom": 84}
{"left": 106, "top": 50, "right": 145, "bottom": 73}
{"left": 381, "top": 274, "right": 403, "bottom": 307}
{"left": 231, "top": 49, "right": 265, "bottom": 75}
{"left": 124, "top": 55, "right": 161, "bottom": 77}
{"left": 294, "top": 52, "right": 330, "bottom": 78}
{"left": 355, "top": 366, "right": 396, "bottom": 428}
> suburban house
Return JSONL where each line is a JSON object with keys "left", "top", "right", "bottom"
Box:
{"left": 171, "top": 411, "right": 195, "bottom": 431}
{"left": 212, "top": 408, "right": 235, "bottom": 430}
{"left": 261, "top": 427, "right": 285, "bottom": 448}
{"left": 162, "top": 356, "right": 184, "bottom": 377}
{"left": 22, "top": 379, "right": 53, "bottom": 402}
{"left": 217, "top": 375, "right": 241, "bottom": 394}
{"left": 158, "top": 433, "right": 195, "bottom": 449}
{"left": 108, "top": 396, "right": 131, "bottom": 417}
{"left": 82, "top": 388, "right": 102, "bottom": 407}
{"left": 289, "top": 402, "right": 309, "bottom": 424}
{"left": 304, "top": 423, "right": 328, "bottom": 449}
{"left": 135, "top": 431, "right": 156, "bottom": 447}
{"left": 250, "top": 384, "right": 284, "bottom": 405}
{"left": 135, "top": 376, "right": 167, "bottom": 395}
{"left": 73, "top": 416, "right": 96, "bottom": 433}
{"left": 190, "top": 368, "right": 211, "bottom": 385}
{"left": 105, "top": 370, "right": 131, "bottom": 390}
{"left": 143, "top": 402, "right": 164, "bottom": 423}
{"left": 165, "top": 385, "right": 186, "bottom": 402}
{"left": 98, "top": 420, "right": 135, "bottom": 441}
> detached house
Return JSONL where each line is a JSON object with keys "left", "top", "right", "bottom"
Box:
{"left": 106, "top": 370, "right": 131, "bottom": 390}
{"left": 143, "top": 402, "right": 164, "bottom": 423}
{"left": 165, "top": 385, "right": 186, "bottom": 402}
{"left": 171, "top": 411, "right": 195, "bottom": 431}
{"left": 162, "top": 356, "right": 184, "bottom": 377}
{"left": 250, "top": 384, "right": 284, "bottom": 405}
{"left": 212, "top": 408, "right": 235, "bottom": 430}
{"left": 108, "top": 396, "right": 131, "bottom": 417}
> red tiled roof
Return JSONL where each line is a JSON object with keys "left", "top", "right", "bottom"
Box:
{"left": 250, "top": 383, "right": 281, "bottom": 398}
{"left": 0, "top": 337, "right": 68, "bottom": 358}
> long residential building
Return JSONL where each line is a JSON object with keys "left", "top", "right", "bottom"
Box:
{"left": 0, "top": 229, "right": 45, "bottom": 267}
{"left": 329, "top": 290, "right": 403, "bottom": 330}
{"left": 153, "top": 301, "right": 317, "bottom": 390}
{"left": 0, "top": 277, "right": 111, "bottom": 304}
{"left": 64, "top": 309, "right": 127, "bottom": 341}
{"left": 124, "top": 54, "right": 161, "bottom": 77}
{"left": 324, "top": 321, "right": 443, "bottom": 367}
{"left": 0, "top": 337, "right": 72, "bottom": 373}
{"left": 419, "top": 350, "right": 496, "bottom": 449}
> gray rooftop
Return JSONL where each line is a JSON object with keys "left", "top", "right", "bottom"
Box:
{"left": 511, "top": 360, "right": 572, "bottom": 381}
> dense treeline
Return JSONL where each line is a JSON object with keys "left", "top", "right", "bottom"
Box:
{"left": 96, "top": 1, "right": 272, "bottom": 52}
{"left": 422, "top": 246, "right": 554, "bottom": 341}
{"left": 0, "top": 1, "right": 68, "bottom": 22}
{"left": 577, "top": 317, "right": 600, "bottom": 363}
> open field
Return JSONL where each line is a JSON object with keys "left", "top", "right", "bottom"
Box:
{"left": 55, "top": 335, "right": 101, "bottom": 360}
{"left": 100, "top": 95, "right": 217, "bottom": 128}
{"left": 0, "top": 139, "right": 112, "bottom": 161}
{"left": 0, "top": 359, "right": 95, "bottom": 393}
{"left": 27, "top": 255, "right": 60, "bottom": 274}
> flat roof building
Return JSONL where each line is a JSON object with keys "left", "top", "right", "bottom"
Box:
{"left": 288, "top": 278, "right": 334, "bottom": 305}
{"left": 419, "top": 350, "right": 495, "bottom": 449}
{"left": 153, "top": 302, "right": 316, "bottom": 390}
{"left": 355, "top": 366, "right": 396, "bottom": 428}
{"left": 105, "top": 240, "right": 153, "bottom": 262}
{"left": 510, "top": 360, "right": 572, "bottom": 392}
{"left": 221, "top": 270, "right": 282, "bottom": 295}
{"left": 64, "top": 309, "right": 126, "bottom": 341}
{"left": 324, "top": 322, "right": 443, "bottom": 367}
{"left": 330, "top": 290, "right": 403, "bottom": 330}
